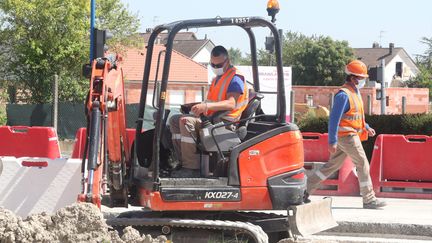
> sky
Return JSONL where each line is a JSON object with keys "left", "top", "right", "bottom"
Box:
{"left": 119, "top": 0, "right": 432, "bottom": 59}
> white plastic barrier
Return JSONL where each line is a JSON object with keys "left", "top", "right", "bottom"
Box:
{"left": 0, "top": 157, "right": 81, "bottom": 217}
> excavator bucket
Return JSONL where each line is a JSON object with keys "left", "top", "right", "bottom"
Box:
{"left": 287, "top": 197, "right": 337, "bottom": 236}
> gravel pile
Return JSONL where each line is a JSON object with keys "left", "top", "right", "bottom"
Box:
{"left": 0, "top": 203, "right": 167, "bottom": 243}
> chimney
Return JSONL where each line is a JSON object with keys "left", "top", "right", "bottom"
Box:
{"left": 389, "top": 43, "right": 394, "bottom": 55}
{"left": 372, "top": 42, "right": 380, "bottom": 48}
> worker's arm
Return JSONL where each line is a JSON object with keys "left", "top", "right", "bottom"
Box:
{"left": 328, "top": 91, "right": 349, "bottom": 146}
{"left": 192, "top": 75, "right": 244, "bottom": 115}
{"left": 192, "top": 93, "right": 240, "bottom": 115}
{"left": 209, "top": 93, "right": 241, "bottom": 110}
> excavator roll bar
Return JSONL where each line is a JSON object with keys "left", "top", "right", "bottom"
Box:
{"left": 136, "top": 16, "right": 286, "bottom": 184}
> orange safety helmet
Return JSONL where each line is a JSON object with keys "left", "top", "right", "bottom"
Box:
{"left": 345, "top": 60, "right": 369, "bottom": 78}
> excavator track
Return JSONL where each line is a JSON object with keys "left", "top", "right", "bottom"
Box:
{"left": 107, "top": 213, "right": 270, "bottom": 243}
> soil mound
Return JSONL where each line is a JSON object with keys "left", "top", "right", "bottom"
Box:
{"left": 0, "top": 203, "right": 166, "bottom": 243}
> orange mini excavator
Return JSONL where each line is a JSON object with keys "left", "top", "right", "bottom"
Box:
{"left": 77, "top": 11, "right": 336, "bottom": 243}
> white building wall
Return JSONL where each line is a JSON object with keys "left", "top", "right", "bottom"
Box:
{"left": 192, "top": 43, "right": 214, "bottom": 65}
{"left": 385, "top": 55, "right": 417, "bottom": 87}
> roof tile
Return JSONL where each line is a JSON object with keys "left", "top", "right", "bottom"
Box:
{"left": 121, "top": 45, "right": 208, "bottom": 83}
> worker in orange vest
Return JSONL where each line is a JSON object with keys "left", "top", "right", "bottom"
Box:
{"left": 169, "top": 45, "right": 248, "bottom": 177}
{"left": 306, "top": 60, "right": 387, "bottom": 209}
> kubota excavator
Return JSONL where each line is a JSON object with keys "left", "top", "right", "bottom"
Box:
{"left": 77, "top": 6, "right": 337, "bottom": 243}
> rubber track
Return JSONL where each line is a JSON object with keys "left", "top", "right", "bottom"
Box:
{"left": 106, "top": 217, "right": 269, "bottom": 243}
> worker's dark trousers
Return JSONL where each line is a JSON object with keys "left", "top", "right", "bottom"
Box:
{"left": 306, "top": 134, "right": 376, "bottom": 203}
{"left": 169, "top": 114, "right": 200, "bottom": 170}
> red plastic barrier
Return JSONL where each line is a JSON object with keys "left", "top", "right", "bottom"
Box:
{"left": 302, "top": 132, "right": 360, "bottom": 196}
{"left": 370, "top": 134, "right": 432, "bottom": 199}
{"left": 71, "top": 127, "right": 136, "bottom": 159}
{"left": 71, "top": 128, "right": 87, "bottom": 159}
{"left": 302, "top": 133, "right": 329, "bottom": 162}
{"left": 0, "top": 126, "right": 61, "bottom": 159}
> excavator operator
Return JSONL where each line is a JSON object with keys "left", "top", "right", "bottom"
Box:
{"left": 169, "top": 45, "right": 248, "bottom": 177}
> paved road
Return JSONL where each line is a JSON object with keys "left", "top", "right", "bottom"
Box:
{"left": 323, "top": 195, "right": 432, "bottom": 226}
{"left": 289, "top": 195, "right": 432, "bottom": 242}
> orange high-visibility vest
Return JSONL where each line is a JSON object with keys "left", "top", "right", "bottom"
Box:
{"left": 337, "top": 84, "right": 368, "bottom": 141}
{"left": 206, "top": 67, "right": 248, "bottom": 122}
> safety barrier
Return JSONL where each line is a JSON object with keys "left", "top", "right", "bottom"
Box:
{"left": 71, "top": 128, "right": 86, "bottom": 159}
{"left": 0, "top": 156, "right": 81, "bottom": 217}
{"left": 71, "top": 127, "right": 136, "bottom": 159}
{"left": 370, "top": 134, "right": 432, "bottom": 199}
{"left": 0, "top": 126, "right": 61, "bottom": 159}
{"left": 302, "top": 132, "right": 360, "bottom": 196}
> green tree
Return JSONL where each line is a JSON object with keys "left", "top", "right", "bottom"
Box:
{"left": 406, "top": 37, "right": 432, "bottom": 98}
{"left": 97, "top": 0, "right": 142, "bottom": 52}
{"left": 0, "top": 0, "right": 140, "bottom": 103}
{"left": 230, "top": 49, "right": 270, "bottom": 66}
{"left": 228, "top": 47, "right": 251, "bottom": 65}
{"left": 228, "top": 48, "right": 242, "bottom": 65}
{"left": 255, "top": 31, "right": 355, "bottom": 86}
{"left": 418, "top": 37, "right": 432, "bottom": 67}
{"left": 282, "top": 32, "right": 355, "bottom": 86}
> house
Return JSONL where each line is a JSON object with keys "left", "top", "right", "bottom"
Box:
{"left": 291, "top": 43, "right": 428, "bottom": 115}
{"left": 121, "top": 45, "right": 209, "bottom": 105}
{"left": 354, "top": 43, "right": 419, "bottom": 88}
{"left": 293, "top": 86, "right": 429, "bottom": 115}
{"left": 140, "top": 32, "right": 215, "bottom": 65}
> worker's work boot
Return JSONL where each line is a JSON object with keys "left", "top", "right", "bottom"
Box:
{"left": 363, "top": 199, "right": 387, "bottom": 209}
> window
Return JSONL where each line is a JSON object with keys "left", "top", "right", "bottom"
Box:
{"left": 306, "top": 95, "right": 314, "bottom": 107}
{"left": 168, "top": 90, "right": 185, "bottom": 108}
{"left": 195, "top": 90, "right": 203, "bottom": 102}
{"left": 396, "top": 62, "right": 403, "bottom": 77}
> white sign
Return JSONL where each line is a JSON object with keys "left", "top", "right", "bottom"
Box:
{"left": 236, "top": 65, "right": 292, "bottom": 116}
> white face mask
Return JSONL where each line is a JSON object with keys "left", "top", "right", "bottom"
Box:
{"left": 357, "top": 79, "right": 366, "bottom": 89}
{"left": 211, "top": 66, "right": 225, "bottom": 76}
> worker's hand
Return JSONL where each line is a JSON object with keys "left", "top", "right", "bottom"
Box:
{"left": 191, "top": 103, "right": 207, "bottom": 116}
{"left": 367, "top": 127, "right": 376, "bottom": 137}
{"left": 328, "top": 144, "right": 337, "bottom": 154}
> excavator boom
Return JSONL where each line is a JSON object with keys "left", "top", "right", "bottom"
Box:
{"left": 78, "top": 57, "right": 129, "bottom": 207}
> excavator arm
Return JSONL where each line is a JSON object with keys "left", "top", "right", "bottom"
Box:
{"left": 78, "top": 57, "right": 130, "bottom": 208}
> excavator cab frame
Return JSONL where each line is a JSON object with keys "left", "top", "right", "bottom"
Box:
{"left": 135, "top": 16, "right": 287, "bottom": 186}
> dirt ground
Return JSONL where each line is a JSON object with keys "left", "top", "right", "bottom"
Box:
{"left": 0, "top": 203, "right": 167, "bottom": 243}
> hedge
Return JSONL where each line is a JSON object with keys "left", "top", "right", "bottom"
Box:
{"left": 297, "top": 113, "right": 432, "bottom": 160}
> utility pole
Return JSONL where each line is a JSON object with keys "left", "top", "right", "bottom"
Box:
{"left": 89, "top": 0, "right": 96, "bottom": 62}
{"left": 52, "top": 74, "right": 59, "bottom": 130}
{"left": 380, "top": 59, "right": 386, "bottom": 115}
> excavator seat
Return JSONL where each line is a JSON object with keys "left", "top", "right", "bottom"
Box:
{"left": 198, "top": 90, "right": 264, "bottom": 177}
{"left": 236, "top": 90, "right": 264, "bottom": 139}
{"left": 199, "top": 90, "right": 264, "bottom": 153}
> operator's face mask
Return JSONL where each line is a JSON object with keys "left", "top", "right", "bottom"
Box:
{"left": 210, "top": 59, "right": 227, "bottom": 76}
{"left": 354, "top": 77, "right": 366, "bottom": 89}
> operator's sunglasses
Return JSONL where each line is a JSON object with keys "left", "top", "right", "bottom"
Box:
{"left": 210, "top": 59, "right": 227, "bottom": 68}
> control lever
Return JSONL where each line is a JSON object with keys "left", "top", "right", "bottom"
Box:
{"left": 200, "top": 114, "right": 212, "bottom": 129}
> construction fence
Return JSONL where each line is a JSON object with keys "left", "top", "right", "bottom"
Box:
{"left": 6, "top": 103, "right": 158, "bottom": 139}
